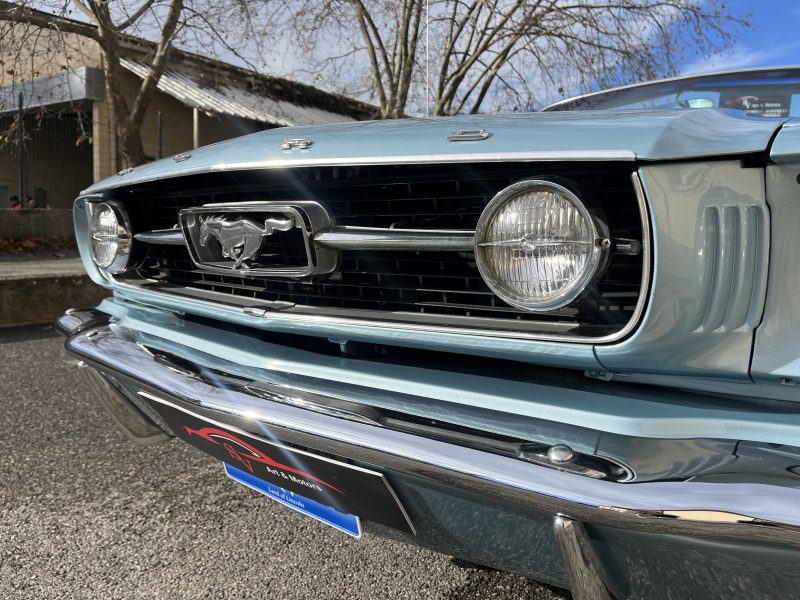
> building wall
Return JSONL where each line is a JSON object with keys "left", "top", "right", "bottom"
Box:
{"left": 0, "top": 72, "right": 270, "bottom": 206}
{"left": 121, "top": 71, "right": 267, "bottom": 162}
{"left": 1, "top": 26, "right": 100, "bottom": 206}
{"left": 82, "top": 71, "right": 267, "bottom": 181}
{"left": 0, "top": 27, "right": 101, "bottom": 93}
{"left": 2, "top": 28, "right": 282, "bottom": 199}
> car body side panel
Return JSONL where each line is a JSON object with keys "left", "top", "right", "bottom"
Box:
{"left": 596, "top": 160, "right": 770, "bottom": 378}
{"left": 769, "top": 119, "right": 800, "bottom": 163}
{"left": 752, "top": 162, "right": 800, "bottom": 384}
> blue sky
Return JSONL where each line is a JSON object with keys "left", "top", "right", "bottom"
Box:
{"left": 680, "top": 0, "right": 800, "bottom": 75}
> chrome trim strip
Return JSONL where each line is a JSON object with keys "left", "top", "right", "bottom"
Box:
{"left": 82, "top": 150, "right": 636, "bottom": 195}
{"left": 105, "top": 170, "right": 652, "bottom": 344}
{"left": 64, "top": 324, "right": 800, "bottom": 547}
{"left": 314, "top": 227, "right": 475, "bottom": 251}
{"left": 133, "top": 229, "right": 186, "bottom": 245}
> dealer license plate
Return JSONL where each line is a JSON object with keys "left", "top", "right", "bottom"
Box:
{"left": 139, "top": 393, "right": 414, "bottom": 537}
{"left": 224, "top": 463, "right": 362, "bottom": 537}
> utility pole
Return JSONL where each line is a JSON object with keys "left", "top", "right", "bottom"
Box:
{"left": 17, "top": 92, "right": 25, "bottom": 205}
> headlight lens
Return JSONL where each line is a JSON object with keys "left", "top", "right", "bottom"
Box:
{"left": 475, "top": 180, "right": 608, "bottom": 311}
{"left": 90, "top": 202, "right": 132, "bottom": 273}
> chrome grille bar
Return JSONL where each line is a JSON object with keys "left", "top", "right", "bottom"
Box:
{"left": 134, "top": 225, "right": 637, "bottom": 256}
{"left": 134, "top": 225, "right": 476, "bottom": 251}
{"left": 133, "top": 229, "right": 186, "bottom": 245}
{"left": 314, "top": 227, "right": 475, "bottom": 251}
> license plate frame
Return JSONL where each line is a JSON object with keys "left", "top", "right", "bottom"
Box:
{"left": 140, "top": 392, "right": 415, "bottom": 535}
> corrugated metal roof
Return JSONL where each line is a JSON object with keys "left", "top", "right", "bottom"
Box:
{"left": 121, "top": 58, "right": 356, "bottom": 126}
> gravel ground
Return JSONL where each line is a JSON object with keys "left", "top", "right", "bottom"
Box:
{"left": 0, "top": 325, "right": 569, "bottom": 600}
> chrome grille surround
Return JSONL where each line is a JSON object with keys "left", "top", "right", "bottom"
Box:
{"left": 179, "top": 201, "right": 338, "bottom": 278}
{"left": 104, "top": 162, "right": 651, "bottom": 342}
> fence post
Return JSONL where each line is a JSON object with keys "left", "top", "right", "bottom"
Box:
{"left": 17, "top": 92, "right": 25, "bottom": 206}
{"left": 156, "top": 110, "right": 163, "bottom": 159}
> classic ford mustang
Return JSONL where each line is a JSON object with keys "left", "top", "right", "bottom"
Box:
{"left": 59, "top": 67, "right": 800, "bottom": 599}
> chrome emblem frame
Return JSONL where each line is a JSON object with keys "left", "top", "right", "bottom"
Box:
{"left": 179, "top": 201, "right": 338, "bottom": 278}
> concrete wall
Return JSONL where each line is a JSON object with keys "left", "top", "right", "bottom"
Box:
{"left": 0, "top": 209, "right": 74, "bottom": 239}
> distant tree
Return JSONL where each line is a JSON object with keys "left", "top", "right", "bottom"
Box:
{"left": 281, "top": 0, "right": 749, "bottom": 118}
{"left": 0, "top": 0, "right": 271, "bottom": 167}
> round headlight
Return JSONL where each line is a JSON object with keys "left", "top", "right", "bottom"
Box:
{"left": 475, "top": 180, "right": 608, "bottom": 312}
{"left": 90, "top": 202, "right": 132, "bottom": 274}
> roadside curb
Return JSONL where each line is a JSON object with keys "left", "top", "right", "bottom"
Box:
{"left": 0, "top": 261, "right": 108, "bottom": 328}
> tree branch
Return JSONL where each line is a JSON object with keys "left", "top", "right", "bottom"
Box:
{"left": 115, "top": 0, "right": 157, "bottom": 32}
{"left": 0, "top": 2, "right": 99, "bottom": 40}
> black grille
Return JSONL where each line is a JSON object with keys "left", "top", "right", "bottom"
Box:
{"left": 115, "top": 162, "right": 645, "bottom": 337}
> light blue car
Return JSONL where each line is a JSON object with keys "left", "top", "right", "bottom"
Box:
{"left": 59, "top": 66, "right": 800, "bottom": 599}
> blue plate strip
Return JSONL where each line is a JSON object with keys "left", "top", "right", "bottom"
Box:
{"left": 224, "top": 463, "right": 362, "bottom": 538}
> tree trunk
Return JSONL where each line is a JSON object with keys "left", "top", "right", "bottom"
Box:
{"left": 118, "top": 121, "right": 146, "bottom": 168}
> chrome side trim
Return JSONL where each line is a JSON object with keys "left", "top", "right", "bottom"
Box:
{"left": 553, "top": 517, "right": 615, "bottom": 600}
{"left": 133, "top": 229, "right": 186, "bottom": 245}
{"left": 314, "top": 227, "right": 475, "bottom": 251}
{"left": 64, "top": 324, "right": 800, "bottom": 547}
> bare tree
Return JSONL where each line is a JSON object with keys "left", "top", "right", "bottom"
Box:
{"left": 281, "top": 0, "right": 749, "bottom": 117}
{"left": 0, "top": 0, "right": 270, "bottom": 167}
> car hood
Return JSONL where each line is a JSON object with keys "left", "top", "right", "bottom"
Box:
{"left": 83, "top": 108, "right": 785, "bottom": 195}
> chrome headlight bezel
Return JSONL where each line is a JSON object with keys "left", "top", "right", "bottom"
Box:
{"left": 474, "top": 179, "right": 610, "bottom": 312}
{"left": 88, "top": 200, "right": 133, "bottom": 275}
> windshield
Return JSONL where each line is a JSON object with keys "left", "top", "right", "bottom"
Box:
{"left": 544, "top": 68, "right": 800, "bottom": 117}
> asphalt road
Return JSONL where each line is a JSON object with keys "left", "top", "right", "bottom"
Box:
{"left": 0, "top": 326, "right": 568, "bottom": 600}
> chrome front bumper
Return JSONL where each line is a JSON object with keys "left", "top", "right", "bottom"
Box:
{"left": 59, "top": 309, "right": 800, "bottom": 599}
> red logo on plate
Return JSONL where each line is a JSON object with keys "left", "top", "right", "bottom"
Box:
{"left": 184, "top": 426, "right": 343, "bottom": 494}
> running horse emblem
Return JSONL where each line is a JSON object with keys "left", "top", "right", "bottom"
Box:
{"left": 198, "top": 215, "right": 295, "bottom": 268}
